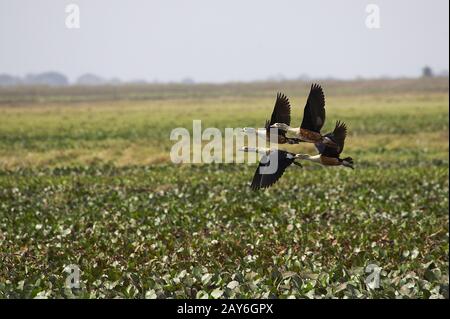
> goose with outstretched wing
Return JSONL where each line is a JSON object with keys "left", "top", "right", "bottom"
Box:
{"left": 242, "top": 93, "right": 301, "bottom": 144}
{"left": 297, "top": 121, "right": 354, "bottom": 169}
{"left": 271, "top": 84, "right": 337, "bottom": 148}
{"left": 240, "top": 147, "right": 303, "bottom": 190}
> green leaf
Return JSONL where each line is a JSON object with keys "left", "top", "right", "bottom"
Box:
{"left": 201, "top": 273, "right": 213, "bottom": 285}
{"left": 211, "top": 288, "right": 224, "bottom": 299}
{"left": 226, "top": 280, "right": 239, "bottom": 290}
{"left": 145, "top": 289, "right": 157, "bottom": 299}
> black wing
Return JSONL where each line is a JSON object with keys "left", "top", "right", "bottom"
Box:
{"left": 250, "top": 150, "right": 295, "bottom": 190}
{"left": 300, "top": 83, "right": 326, "bottom": 133}
{"left": 319, "top": 121, "right": 347, "bottom": 158}
{"left": 268, "top": 93, "right": 291, "bottom": 126}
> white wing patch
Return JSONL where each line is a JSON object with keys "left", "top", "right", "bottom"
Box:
{"left": 316, "top": 116, "right": 323, "bottom": 127}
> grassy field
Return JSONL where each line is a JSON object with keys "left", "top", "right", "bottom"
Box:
{"left": 0, "top": 78, "right": 448, "bottom": 298}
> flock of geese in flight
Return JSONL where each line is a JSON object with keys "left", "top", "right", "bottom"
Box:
{"left": 241, "top": 84, "right": 354, "bottom": 190}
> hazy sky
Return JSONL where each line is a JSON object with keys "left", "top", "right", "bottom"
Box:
{"left": 0, "top": 0, "right": 448, "bottom": 83}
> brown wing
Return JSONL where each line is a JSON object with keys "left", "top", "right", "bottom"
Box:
{"left": 300, "top": 83, "right": 326, "bottom": 133}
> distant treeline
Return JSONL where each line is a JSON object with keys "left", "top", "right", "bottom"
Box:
{"left": 0, "top": 72, "right": 197, "bottom": 87}
{"left": 0, "top": 72, "right": 125, "bottom": 87}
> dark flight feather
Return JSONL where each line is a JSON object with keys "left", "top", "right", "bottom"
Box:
{"left": 265, "top": 93, "right": 291, "bottom": 142}
{"left": 300, "top": 84, "right": 326, "bottom": 133}
{"left": 269, "top": 92, "right": 291, "bottom": 127}
{"left": 250, "top": 150, "right": 296, "bottom": 190}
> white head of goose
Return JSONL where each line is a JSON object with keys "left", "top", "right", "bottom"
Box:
{"left": 297, "top": 121, "right": 354, "bottom": 169}
{"left": 240, "top": 146, "right": 303, "bottom": 190}
{"left": 242, "top": 93, "right": 301, "bottom": 144}
{"left": 270, "top": 83, "right": 338, "bottom": 148}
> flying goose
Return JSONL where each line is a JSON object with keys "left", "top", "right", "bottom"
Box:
{"left": 240, "top": 146, "right": 303, "bottom": 190}
{"left": 296, "top": 121, "right": 354, "bottom": 169}
{"left": 270, "top": 84, "right": 338, "bottom": 148}
{"left": 240, "top": 121, "right": 353, "bottom": 190}
{"left": 242, "top": 93, "right": 301, "bottom": 144}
